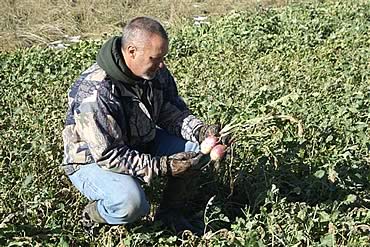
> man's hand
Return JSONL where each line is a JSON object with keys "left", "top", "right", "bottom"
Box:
{"left": 197, "top": 124, "right": 221, "bottom": 143}
{"left": 197, "top": 124, "right": 233, "bottom": 146}
{"left": 159, "top": 152, "right": 201, "bottom": 177}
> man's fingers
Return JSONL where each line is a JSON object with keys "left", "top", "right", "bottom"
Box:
{"left": 207, "top": 124, "right": 221, "bottom": 137}
{"left": 190, "top": 153, "right": 202, "bottom": 165}
{"left": 190, "top": 153, "right": 211, "bottom": 170}
{"left": 170, "top": 151, "right": 197, "bottom": 160}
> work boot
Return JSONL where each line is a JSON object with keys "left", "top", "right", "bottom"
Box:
{"left": 81, "top": 201, "right": 106, "bottom": 236}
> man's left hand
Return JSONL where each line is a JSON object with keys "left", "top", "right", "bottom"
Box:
{"left": 197, "top": 124, "right": 221, "bottom": 143}
{"left": 197, "top": 124, "right": 233, "bottom": 147}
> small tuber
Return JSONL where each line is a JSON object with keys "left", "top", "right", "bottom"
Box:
{"left": 200, "top": 136, "right": 218, "bottom": 154}
{"left": 210, "top": 144, "right": 226, "bottom": 161}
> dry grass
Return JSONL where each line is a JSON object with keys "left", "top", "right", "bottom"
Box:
{"left": 0, "top": 0, "right": 293, "bottom": 51}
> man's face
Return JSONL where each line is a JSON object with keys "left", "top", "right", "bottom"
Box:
{"left": 123, "top": 33, "right": 168, "bottom": 80}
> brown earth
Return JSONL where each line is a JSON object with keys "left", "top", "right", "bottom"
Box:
{"left": 0, "top": 0, "right": 298, "bottom": 51}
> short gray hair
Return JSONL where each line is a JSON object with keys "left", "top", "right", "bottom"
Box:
{"left": 121, "top": 16, "right": 168, "bottom": 48}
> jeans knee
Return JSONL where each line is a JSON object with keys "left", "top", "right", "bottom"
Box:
{"left": 104, "top": 192, "right": 150, "bottom": 224}
{"left": 125, "top": 198, "right": 150, "bottom": 223}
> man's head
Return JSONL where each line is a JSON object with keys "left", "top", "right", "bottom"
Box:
{"left": 121, "top": 17, "right": 169, "bottom": 80}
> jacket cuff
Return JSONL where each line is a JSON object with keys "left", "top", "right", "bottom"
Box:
{"left": 158, "top": 156, "right": 169, "bottom": 176}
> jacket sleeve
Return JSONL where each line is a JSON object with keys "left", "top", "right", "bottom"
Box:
{"left": 74, "top": 85, "right": 161, "bottom": 183}
{"left": 156, "top": 68, "right": 204, "bottom": 143}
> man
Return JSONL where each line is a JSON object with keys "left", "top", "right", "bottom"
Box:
{"left": 62, "top": 16, "right": 222, "bottom": 235}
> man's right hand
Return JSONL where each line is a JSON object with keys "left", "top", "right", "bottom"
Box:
{"left": 159, "top": 152, "right": 201, "bottom": 177}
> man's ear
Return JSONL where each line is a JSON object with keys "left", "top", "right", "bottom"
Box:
{"left": 125, "top": 44, "right": 136, "bottom": 59}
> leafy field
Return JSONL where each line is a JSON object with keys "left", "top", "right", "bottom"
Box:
{"left": 1, "top": 0, "right": 369, "bottom": 246}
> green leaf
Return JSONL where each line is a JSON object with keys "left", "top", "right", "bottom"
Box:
{"left": 345, "top": 194, "right": 357, "bottom": 204}
{"left": 22, "top": 175, "right": 33, "bottom": 188}
{"left": 325, "top": 135, "right": 333, "bottom": 143}
{"left": 314, "top": 170, "right": 326, "bottom": 179}
{"left": 319, "top": 212, "right": 330, "bottom": 222}
{"left": 320, "top": 234, "right": 334, "bottom": 246}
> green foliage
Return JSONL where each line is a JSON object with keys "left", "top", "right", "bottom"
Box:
{"left": 1, "top": 0, "right": 369, "bottom": 246}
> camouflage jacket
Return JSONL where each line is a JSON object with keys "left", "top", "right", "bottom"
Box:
{"left": 62, "top": 42, "right": 204, "bottom": 183}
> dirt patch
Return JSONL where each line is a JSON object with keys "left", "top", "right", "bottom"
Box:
{"left": 0, "top": 0, "right": 292, "bottom": 51}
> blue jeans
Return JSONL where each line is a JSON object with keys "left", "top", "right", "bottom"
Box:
{"left": 68, "top": 129, "right": 199, "bottom": 225}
